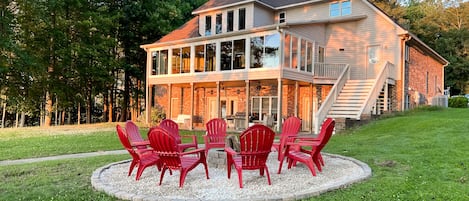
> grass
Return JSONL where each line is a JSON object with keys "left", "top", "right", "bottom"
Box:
{"left": 1, "top": 108, "right": 469, "bottom": 200}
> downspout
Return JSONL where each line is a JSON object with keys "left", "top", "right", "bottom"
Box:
{"left": 400, "top": 34, "right": 411, "bottom": 111}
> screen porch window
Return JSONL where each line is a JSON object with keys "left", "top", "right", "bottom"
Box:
{"left": 151, "top": 50, "right": 168, "bottom": 75}
{"left": 250, "top": 33, "right": 280, "bottom": 69}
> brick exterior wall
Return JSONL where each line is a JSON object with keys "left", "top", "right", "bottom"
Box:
{"left": 407, "top": 46, "right": 444, "bottom": 108}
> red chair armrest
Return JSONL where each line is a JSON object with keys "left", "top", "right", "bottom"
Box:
{"left": 180, "top": 148, "right": 205, "bottom": 156}
{"left": 224, "top": 147, "right": 237, "bottom": 156}
{"left": 180, "top": 135, "right": 198, "bottom": 144}
{"left": 132, "top": 140, "right": 150, "bottom": 146}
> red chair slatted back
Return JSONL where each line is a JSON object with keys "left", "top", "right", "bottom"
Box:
{"left": 205, "top": 118, "right": 227, "bottom": 143}
{"left": 148, "top": 127, "right": 182, "bottom": 169}
{"left": 159, "top": 119, "right": 181, "bottom": 144}
{"left": 239, "top": 124, "right": 275, "bottom": 169}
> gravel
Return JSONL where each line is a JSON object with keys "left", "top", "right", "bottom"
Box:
{"left": 91, "top": 152, "right": 371, "bottom": 201}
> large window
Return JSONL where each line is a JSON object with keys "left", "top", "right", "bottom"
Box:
{"left": 221, "top": 41, "right": 233, "bottom": 70}
{"left": 283, "top": 34, "right": 291, "bottom": 68}
{"left": 195, "top": 45, "right": 205, "bottom": 72}
{"left": 221, "top": 39, "right": 246, "bottom": 70}
{"left": 306, "top": 42, "right": 313, "bottom": 72}
{"left": 300, "top": 40, "right": 306, "bottom": 71}
{"left": 250, "top": 96, "right": 278, "bottom": 123}
{"left": 250, "top": 36, "right": 264, "bottom": 68}
{"left": 172, "top": 47, "right": 190, "bottom": 74}
{"left": 233, "top": 39, "right": 246, "bottom": 69}
{"left": 151, "top": 50, "right": 168, "bottom": 75}
{"left": 205, "top": 15, "right": 212, "bottom": 36}
{"left": 216, "top": 13, "right": 222, "bottom": 34}
{"left": 239, "top": 8, "right": 246, "bottom": 30}
{"left": 330, "top": 0, "right": 351, "bottom": 17}
{"left": 250, "top": 33, "right": 280, "bottom": 68}
{"left": 172, "top": 48, "right": 181, "bottom": 74}
{"left": 206, "top": 43, "right": 216, "bottom": 72}
{"left": 291, "top": 36, "right": 298, "bottom": 69}
{"left": 227, "top": 10, "right": 234, "bottom": 32}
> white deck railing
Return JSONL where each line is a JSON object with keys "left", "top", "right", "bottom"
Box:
{"left": 314, "top": 65, "right": 350, "bottom": 134}
{"left": 313, "top": 63, "right": 348, "bottom": 79}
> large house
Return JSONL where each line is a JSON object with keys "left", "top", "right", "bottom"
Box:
{"left": 140, "top": 0, "right": 448, "bottom": 133}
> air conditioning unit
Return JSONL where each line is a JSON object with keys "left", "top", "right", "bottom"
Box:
{"left": 431, "top": 95, "right": 448, "bottom": 107}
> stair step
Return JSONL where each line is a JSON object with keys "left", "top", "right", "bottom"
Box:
{"left": 327, "top": 114, "right": 358, "bottom": 119}
{"left": 328, "top": 110, "right": 361, "bottom": 115}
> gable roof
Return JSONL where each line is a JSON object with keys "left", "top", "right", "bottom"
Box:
{"left": 192, "top": 0, "right": 323, "bottom": 14}
{"left": 156, "top": 16, "right": 200, "bottom": 43}
{"left": 142, "top": 0, "right": 448, "bottom": 65}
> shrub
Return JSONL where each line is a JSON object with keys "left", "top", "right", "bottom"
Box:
{"left": 448, "top": 96, "right": 468, "bottom": 108}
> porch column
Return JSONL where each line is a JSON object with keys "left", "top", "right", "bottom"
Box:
{"left": 277, "top": 78, "right": 283, "bottom": 132}
{"left": 146, "top": 85, "right": 151, "bottom": 125}
{"left": 190, "top": 83, "right": 194, "bottom": 130}
{"left": 168, "top": 84, "right": 172, "bottom": 119}
{"left": 294, "top": 81, "right": 299, "bottom": 117}
{"left": 245, "top": 80, "right": 250, "bottom": 129}
{"left": 384, "top": 80, "right": 388, "bottom": 112}
{"left": 309, "top": 83, "right": 314, "bottom": 133}
{"left": 217, "top": 81, "right": 221, "bottom": 118}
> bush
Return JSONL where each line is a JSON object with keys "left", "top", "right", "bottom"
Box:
{"left": 448, "top": 96, "right": 468, "bottom": 108}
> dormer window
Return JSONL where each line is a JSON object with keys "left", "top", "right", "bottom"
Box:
{"left": 205, "top": 15, "right": 212, "bottom": 36}
{"left": 279, "top": 12, "right": 286, "bottom": 23}
{"left": 216, "top": 13, "right": 222, "bottom": 34}
{"left": 330, "top": 0, "right": 352, "bottom": 17}
{"left": 239, "top": 8, "right": 246, "bottom": 30}
{"left": 227, "top": 10, "right": 234, "bottom": 32}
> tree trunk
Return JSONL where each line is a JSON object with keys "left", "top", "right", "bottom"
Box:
{"left": 86, "top": 78, "right": 92, "bottom": 124}
{"left": 121, "top": 70, "right": 130, "bottom": 122}
{"left": 15, "top": 112, "right": 18, "bottom": 128}
{"left": 1, "top": 102, "right": 5, "bottom": 128}
{"left": 77, "top": 102, "right": 81, "bottom": 125}
{"left": 44, "top": 91, "right": 52, "bottom": 127}
{"left": 19, "top": 112, "right": 25, "bottom": 127}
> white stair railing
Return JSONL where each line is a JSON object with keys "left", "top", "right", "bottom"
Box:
{"left": 357, "top": 62, "right": 395, "bottom": 118}
{"left": 314, "top": 65, "right": 350, "bottom": 134}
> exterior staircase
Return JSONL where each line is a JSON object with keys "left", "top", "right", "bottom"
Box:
{"left": 327, "top": 79, "right": 375, "bottom": 119}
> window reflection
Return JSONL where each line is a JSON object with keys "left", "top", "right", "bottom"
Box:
{"left": 206, "top": 43, "right": 216, "bottom": 72}
{"left": 284, "top": 34, "right": 291, "bottom": 68}
{"left": 233, "top": 39, "right": 245, "bottom": 69}
{"left": 172, "top": 48, "right": 181, "bottom": 74}
{"left": 250, "top": 36, "right": 264, "bottom": 68}
{"left": 264, "top": 34, "right": 280, "bottom": 68}
{"left": 195, "top": 45, "right": 204, "bottom": 72}
{"left": 221, "top": 41, "right": 233, "bottom": 71}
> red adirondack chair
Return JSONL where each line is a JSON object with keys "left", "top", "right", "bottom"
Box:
{"left": 225, "top": 124, "right": 275, "bottom": 188}
{"left": 148, "top": 126, "right": 209, "bottom": 188}
{"left": 125, "top": 120, "right": 150, "bottom": 150}
{"left": 283, "top": 118, "right": 335, "bottom": 176}
{"left": 116, "top": 125, "right": 161, "bottom": 180}
{"left": 271, "top": 116, "right": 301, "bottom": 174}
{"left": 204, "top": 118, "right": 227, "bottom": 155}
{"left": 159, "top": 119, "right": 198, "bottom": 152}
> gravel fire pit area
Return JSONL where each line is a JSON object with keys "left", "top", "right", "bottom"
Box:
{"left": 91, "top": 151, "right": 371, "bottom": 201}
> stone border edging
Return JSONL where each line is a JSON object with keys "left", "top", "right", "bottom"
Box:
{"left": 91, "top": 153, "right": 372, "bottom": 201}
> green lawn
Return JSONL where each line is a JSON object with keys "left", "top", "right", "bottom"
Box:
{"left": 1, "top": 107, "right": 468, "bottom": 200}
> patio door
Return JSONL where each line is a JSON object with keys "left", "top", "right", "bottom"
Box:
{"left": 301, "top": 97, "right": 311, "bottom": 131}
{"left": 207, "top": 97, "right": 238, "bottom": 120}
